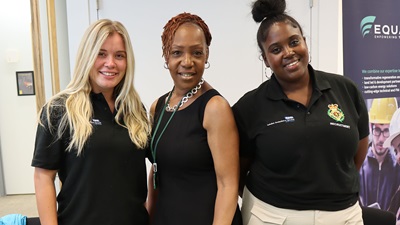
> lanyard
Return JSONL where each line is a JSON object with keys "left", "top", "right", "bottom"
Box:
{"left": 150, "top": 89, "right": 182, "bottom": 189}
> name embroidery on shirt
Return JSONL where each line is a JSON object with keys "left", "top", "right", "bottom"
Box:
{"left": 90, "top": 118, "right": 102, "bottom": 125}
{"left": 267, "top": 116, "right": 295, "bottom": 127}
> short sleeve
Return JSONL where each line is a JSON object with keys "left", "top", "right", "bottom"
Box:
{"left": 31, "top": 106, "right": 66, "bottom": 170}
{"left": 232, "top": 99, "right": 256, "bottom": 159}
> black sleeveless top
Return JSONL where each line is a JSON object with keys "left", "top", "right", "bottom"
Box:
{"left": 151, "top": 89, "right": 242, "bottom": 225}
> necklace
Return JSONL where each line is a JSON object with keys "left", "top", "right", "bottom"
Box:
{"left": 150, "top": 78, "right": 205, "bottom": 189}
{"left": 150, "top": 91, "right": 177, "bottom": 189}
{"left": 165, "top": 78, "right": 205, "bottom": 112}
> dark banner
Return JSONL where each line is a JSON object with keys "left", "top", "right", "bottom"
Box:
{"left": 343, "top": 0, "right": 400, "bottom": 220}
{"left": 343, "top": 0, "right": 400, "bottom": 99}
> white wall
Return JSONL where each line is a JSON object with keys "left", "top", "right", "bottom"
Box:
{"left": 0, "top": 0, "right": 70, "bottom": 195}
{"left": 39, "top": 0, "right": 71, "bottom": 99}
{"left": 55, "top": 0, "right": 71, "bottom": 90}
{"left": 313, "top": 0, "right": 343, "bottom": 74}
{"left": 0, "top": 0, "right": 37, "bottom": 194}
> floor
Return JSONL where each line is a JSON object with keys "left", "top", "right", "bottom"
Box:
{"left": 0, "top": 194, "right": 38, "bottom": 218}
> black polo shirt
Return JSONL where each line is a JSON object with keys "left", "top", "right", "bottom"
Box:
{"left": 233, "top": 65, "right": 369, "bottom": 211}
{"left": 32, "top": 92, "right": 149, "bottom": 225}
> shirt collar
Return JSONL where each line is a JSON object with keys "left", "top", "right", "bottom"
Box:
{"left": 265, "top": 64, "right": 331, "bottom": 100}
{"left": 90, "top": 92, "right": 106, "bottom": 101}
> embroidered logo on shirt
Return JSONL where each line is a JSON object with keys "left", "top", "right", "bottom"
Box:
{"left": 267, "top": 116, "right": 295, "bottom": 127}
{"left": 90, "top": 118, "right": 102, "bottom": 125}
{"left": 284, "top": 116, "right": 295, "bottom": 122}
{"left": 327, "top": 104, "right": 345, "bottom": 122}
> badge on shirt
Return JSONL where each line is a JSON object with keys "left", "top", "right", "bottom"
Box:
{"left": 90, "top": 118, "right": 102, "bottom": 125}
{"left": 327, "top": 104, "right": 345, "bottom": 122}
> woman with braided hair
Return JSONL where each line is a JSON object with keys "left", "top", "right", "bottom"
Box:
{"left": 232, "top": 0, "right": 369, "bottom": 224}
{"left": 147, "top": 12, "right": 242, "bottom": 225}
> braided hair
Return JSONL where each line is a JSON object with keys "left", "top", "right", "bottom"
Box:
{"left": 161, "top": 12, "right": 212, "bottom": 61}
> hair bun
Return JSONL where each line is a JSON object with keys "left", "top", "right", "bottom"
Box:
{"left": 251, "top": 0, "right": 286, "bottom": 23}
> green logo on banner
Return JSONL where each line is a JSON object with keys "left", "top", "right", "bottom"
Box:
{"left": 360, "top": 16, "right": 376, "bottom": 37}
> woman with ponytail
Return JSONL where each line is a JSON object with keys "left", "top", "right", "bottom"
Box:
{"left": 232, "top": 0, "right": 369, "bottom": 224}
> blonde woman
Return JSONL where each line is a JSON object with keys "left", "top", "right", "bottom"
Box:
{"left": 32, "top": 19, "right": 151, "bottom": 225}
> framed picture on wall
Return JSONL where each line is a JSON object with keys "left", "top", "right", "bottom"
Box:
{"left": 16, "top": 71, "right": 35, "bottom": 96}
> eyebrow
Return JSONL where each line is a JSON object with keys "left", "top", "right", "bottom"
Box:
{"left": 171, "top": 43, "right": 204, "bottom": 48}
{"left": 268, "top": 34, "right": 302, "bottom": 49}
{"left": 99, "top": 49, "right": 126, "bottom": 52}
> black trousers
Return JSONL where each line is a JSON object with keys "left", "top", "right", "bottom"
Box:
{"left": 361, "top": 206, "right": 396, "bottom": 225}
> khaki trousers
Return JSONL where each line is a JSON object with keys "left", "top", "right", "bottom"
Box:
{"left": 241, "top": 187, "right": 363, "bottom": 225}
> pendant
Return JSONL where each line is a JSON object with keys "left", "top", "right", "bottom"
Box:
{"left": 153, "top": 163, "right": 159, "bottom": 189}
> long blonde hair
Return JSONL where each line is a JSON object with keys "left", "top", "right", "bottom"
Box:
{"left": 40, "top": 19, "right": 150, "bottom": 155}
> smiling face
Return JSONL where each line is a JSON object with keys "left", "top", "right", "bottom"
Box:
{"left": 262, "top": 21, "right": 309, "bottom": 85}
{"left": 166, "top": 23, "right": 208, "bottom": 92}
{"left": 89, "top": 32, "right": 127, "bottom": 95}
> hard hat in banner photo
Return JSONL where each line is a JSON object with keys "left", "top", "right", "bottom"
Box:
{"left": 369, "top": 97, "right": 398, "bottom": 124}
{"left": 384, "top": 108, "right": 400, "bottom": 148}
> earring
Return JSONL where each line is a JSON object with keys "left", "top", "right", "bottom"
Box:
{"left": 163, "top": 62, "right": 169, "bottom": 69}
{"left": 264, "top": 66, "right": 273, "bottom": 79}
{"left": 205, "top": 61, "right": 210, "bottom": 69}
{"left": 265, "top": 66, "right": 268, "bottom": 78}
{"left": 308, "top": 51, "right": 312, "bottom": 64}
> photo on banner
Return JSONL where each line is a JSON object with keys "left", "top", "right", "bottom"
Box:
{"left": 343, "top": 0, "right": 400, "bottom": 221}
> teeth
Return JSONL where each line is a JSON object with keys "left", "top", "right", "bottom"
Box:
{"left": 287, "top": 60, "right": 298, "bottom": 67}
{"left": 102, "top": 72, "right": 115, "bottom": 76}
{"left": 181, "top": 73, "right": 192, "bottom": 77}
